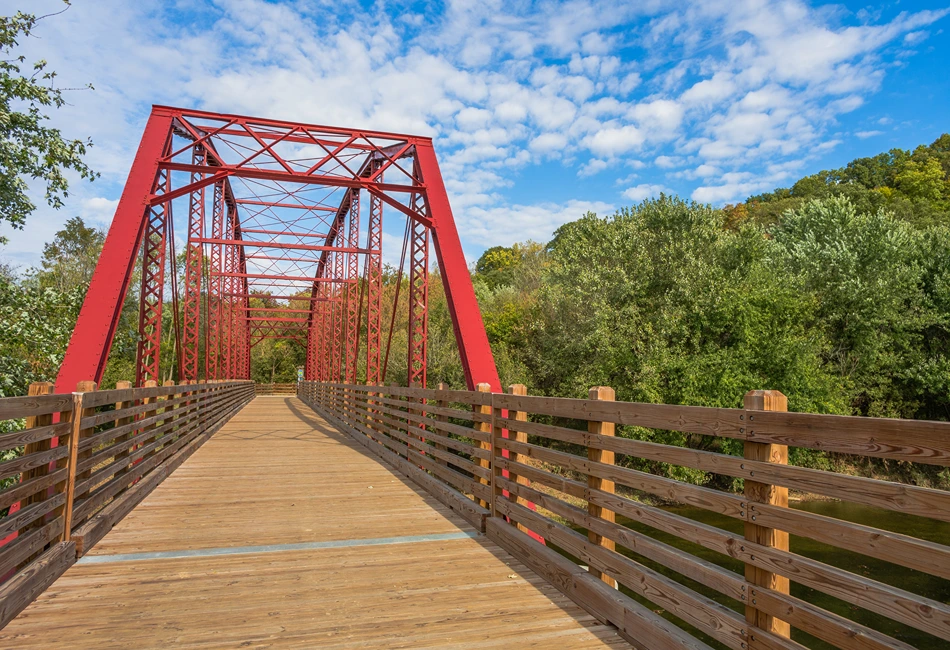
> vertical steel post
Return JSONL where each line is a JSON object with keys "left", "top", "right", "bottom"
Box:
{"left": 345, "top": 189, "right": 361, "bottom": 383}
{"left": 181, "top": 144, "right": 207, "bottom": 381}
{"left": 135, "top": 165, "right": 171, "bottom": 386}
{"left": 407, "top": 174, "right": 429, "bottom": 389}
{"left": 205, "top": 180, "right": 225, "bottom": 380}
{"left": 331, "top": 227, "right": 345, "bottom": 382}
{"left": 365, "top": 167, "right": 384, "bottom": 385}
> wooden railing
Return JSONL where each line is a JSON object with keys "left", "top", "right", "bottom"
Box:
{"left": 301, "top": 381, "right": 950, "bottom": 650}
{"left": 0, "top": 379, "right": 253, "bottom": 627}
{"left": 255, "top": 383, "right": 297, "bottom": 396}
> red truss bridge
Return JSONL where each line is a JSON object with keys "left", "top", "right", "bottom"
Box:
{"left": 54, "top": 105, "right": 500, "bottom": 393}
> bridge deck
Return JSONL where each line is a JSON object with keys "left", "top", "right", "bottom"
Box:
{"left": 1, "top": 397, "right": 626, "bottom": 648}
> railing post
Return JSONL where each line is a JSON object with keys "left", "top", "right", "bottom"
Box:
{"left": 430, "top": 382, "right": 448, "bottom": 466}
{"left": 62, "top": 380, "right": 96, "bottom": 539}
{"left": 113, "top": 380, "right": 134, "bottom": 482}
{"left": 587, "top": 385, "right": 617, "bottom": 588}
{"left": 475, "top": 383, "right": 492, "bottom": 509}
{"left": 743, "top": 390, "right": 791, "bottom": 643}
{"left": 506, "top": 384, "right": 532, "bottom": 534}
{"left": 19, "top": 382, "right": 54, "bottom": 544}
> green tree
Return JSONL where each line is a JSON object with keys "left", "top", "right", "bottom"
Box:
{"left": 895, "top": 158, "right": 946, "bottom": 202}
{"left": 36, "top": 215, "right": 104, "bottom": 292}
{"left": 0, "top": 3, "right": 97, "bottom": 243}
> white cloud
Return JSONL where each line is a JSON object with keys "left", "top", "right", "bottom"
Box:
{"left": 460, "top": 198, "right": 614, "bottom": 248}
{"left": 578, "top": 158, "right": 609, "bottom": 177}
{"left": 2, "top": 0, "right": 946, "bottom": 268}
{"left": 529, "top": 132, "right": 569, "bottom": 154}
{"left": 586, "top": 125, "right": 644, "bottom": 157}
{"left": 855, "top": 130, "right": 884, "bottom": 139}
{"left": 623, "top": 184, "right": 670, "bottom": 201}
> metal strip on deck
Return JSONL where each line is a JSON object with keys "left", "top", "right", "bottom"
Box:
{"left": 78, "top": 531, "right": 479, "bottom": 564}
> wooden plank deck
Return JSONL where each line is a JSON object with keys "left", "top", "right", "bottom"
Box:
{"left": 1, "top": 397, "right": 628, "bottom": 648}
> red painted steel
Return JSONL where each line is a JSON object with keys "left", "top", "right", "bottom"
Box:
{"left": 55, "top": 110, "right": 174, "bottom": 393}
{"left": 180, "top": 144, "right": 207, "bottom": 381}
{"left": 408, "top": 212, "right": 429, "bottom": 388}
{"left": 56, "top": 105, "right": 499, "bottom": 394}
{"left": 134, "top": 164, "right": 170, "bottom": 386}
{"left": 415, "top": 142, "right": 500, "bottom": 390}
{"left": 365, "top": 168, "right": 384, "bottom": 385}
{"left": 344, "top": 189, "right": 360, "bottom": 383}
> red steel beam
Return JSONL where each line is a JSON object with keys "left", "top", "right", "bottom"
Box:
{"left": 55, "top": 110, "right": 175, "bottom": 392}
{"left": 234, "top": 200, "right": 336, "bottom": 212}
{"left": 194, "top": 238, "right": 367, "bottom": 253}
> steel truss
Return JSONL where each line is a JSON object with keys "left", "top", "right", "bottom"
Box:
{"left": 55, "top": 106, "right": 500, "bottom": 394}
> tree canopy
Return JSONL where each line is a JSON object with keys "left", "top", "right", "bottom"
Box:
{"left": 0, "top": 3, "right": 97, "bottom": 243}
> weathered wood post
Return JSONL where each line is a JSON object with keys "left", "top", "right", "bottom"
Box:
{"left": 475, "top": 383, "right": 492, "bottom": 509}
{"left": 506, "top": 384, "right": 531, "bottom": 534}
{"left": 587, "top": 385, "right": 617, "bottom": 588}
{"left": 113, "top": 380, "right": 134, "bottom": 482}
{"left": 62, "top": 381, "right": 96, "bottom": 539}
{"left": 20, "top": 381, "right": 53, "bottom": 535}
{"left": 19, "top": 382, "right": 54, "bottom": 540}
{"left": 743, "top": 389, "right": 791, "bottom": 642}
{"left": 429, "top": 382, "right": 449, "bottom": 467}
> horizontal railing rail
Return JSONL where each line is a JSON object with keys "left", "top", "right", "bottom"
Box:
{"left": 255, "top": 383, "right": 297, "bottom": 396}
{"left": 302, "top": 380, "right": 950, "bottom": 650}
{"left": 0, "top": 379, "right": 253, "bottom": 628}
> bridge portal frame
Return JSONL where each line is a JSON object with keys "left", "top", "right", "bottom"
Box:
{"left": 54, "top": 105, "right": 500, "bottom": 393}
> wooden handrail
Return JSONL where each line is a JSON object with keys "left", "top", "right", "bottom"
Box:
{"left": 0, "top": 379, "right": 254, "bottom": 629}
{"left": 303, "top": 380, "right": 950, "bottom": 650}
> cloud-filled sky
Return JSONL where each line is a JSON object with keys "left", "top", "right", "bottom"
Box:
{"left": 1, "top": 0, "right": 948, "bottom": 268}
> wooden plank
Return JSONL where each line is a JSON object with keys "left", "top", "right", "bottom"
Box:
{"left": 744, "top": 390, "right": 791, "bottom": 642}
{"left": 494, "top": 390, "right": 950, "bottom": 464}
{"left": 497, "top": 453, "right": 950, "bottom": 641}
{"left": 0, "top": 542, "right": 75, "bottom": 630}
{"left": 495, "top": 436, "right": 746, "bottom": 518}
{"left": 70, "top": 387, "right": 251, "bottom": 556}
{"left": 486, "top": 517, "right": 714, "bottom": 650}
{"left": 83, "top": 381, "right": 247, "bottom": 409}
{"left": 747, "top": 409, "right": 950, "bottom": 465}
{"left": 331, "top": 382, "right": 493, "bottom": 406}
{"left": 0, "top": 421, "right": 70, "bottom": 454}
{"left": 498, "top": 498, "right": 801, "bottom": 650}
{"left": 0, "top": 492, "right": 65, "bottom": 540}
{"left": 498, "top": 414, "right": 950, "bottom": 522}
{"left": 0, "top": 469, "right": 68, "bottom": 512}
{"left": 0, "top": 394, "right": 73, "bottom": 421}
{"left": 493, "top": 392, "right": 742, "bottom": 438}
{"left": 0, "top": 519, "right": 64, "bottom": 579}
{"left": 499, "top": 474, "right": 914, "bottom": 650}
{"left": 0, "top": 446, "right": 69, "bottom": 483}
{"left": 505, "top": 384, "right": 533, "bottom": 536}
{"left": 475, "top": 383, "right": 492, "bottom": 509}
{"left": 587, "top": 386, "right": 617, "bottom": 589}
{"left": 16, "top": 382, "right": 54, "bottom": 544}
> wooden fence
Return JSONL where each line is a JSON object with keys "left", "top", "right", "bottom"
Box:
{"left": 0, "top": 379, "right": 253, "bottom": 627}
{"left": 301, "top": 381, "right": 950, "bottom": 650}
{"left": 255, "top": 383, "right": 297, "bottom": 396}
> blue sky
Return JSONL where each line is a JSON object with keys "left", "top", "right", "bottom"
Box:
{"left": 1, "top": 0, "right": 948, "bottom": 268}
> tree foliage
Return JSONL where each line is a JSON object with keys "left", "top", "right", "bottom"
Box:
{"left": 725, "top": 133, "right": 950, "bottom": 229}
{"left": 0, "top": 3, "right": 97, "bottom": 243}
